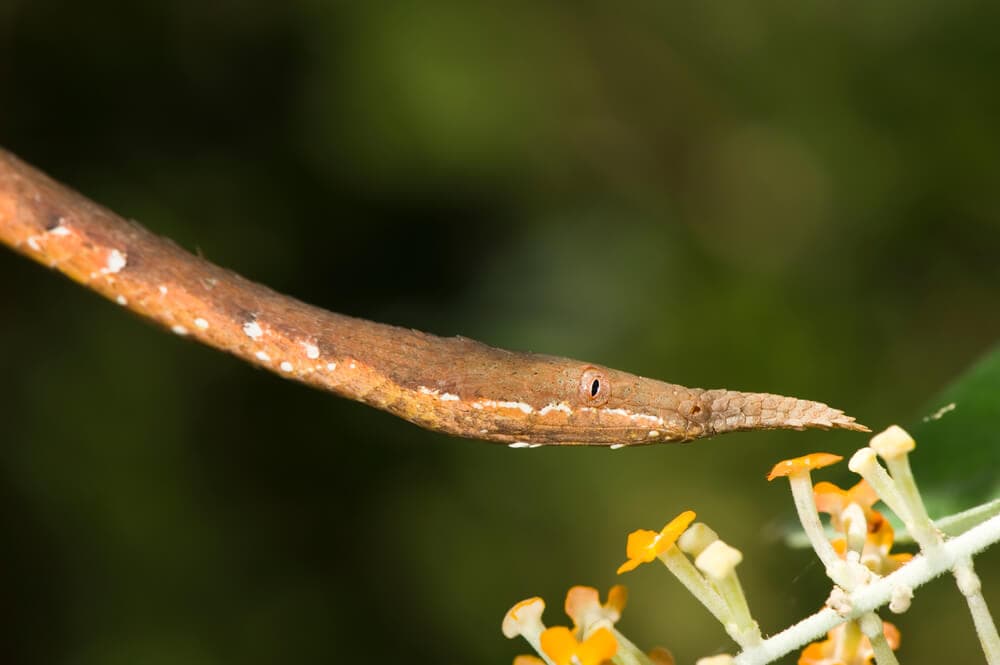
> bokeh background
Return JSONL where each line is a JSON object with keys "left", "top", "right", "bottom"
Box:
{"left": 2, "top": 2, "right": 999, "bottom": 663}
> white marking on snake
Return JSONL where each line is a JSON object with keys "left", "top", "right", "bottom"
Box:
{"left": 243, "top": 321, "right": 263, "bottom": 340}
{"left": 104, "top": 249, "right": 127, "bottom": 274}
{"left": 539, "top": 402, "right": 573, "bottom": 416}
{"left": 476, "top": 400, "right": 534, "bottom": 414}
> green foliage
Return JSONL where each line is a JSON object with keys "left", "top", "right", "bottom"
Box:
{"left": 909, "top": 344, "right": 1000, "bottom": 517}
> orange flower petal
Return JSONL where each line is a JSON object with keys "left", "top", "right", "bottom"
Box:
{"left": 624, "top": 529, "right": 659, "bottom": 561}
{"left": 883, "top": 621, "right": 901, "bottom": 650}
{"left": 661, "top": 510, "right": 697, "bottom": 546}
{"left": 541, "top": 626, "right": 618, "bottom": 665}
{"left": 648, "top": 646, "right": 676, "bottom": 665}
{"left": 848, "top": 479, "right": 880, "bottom": 509}
{"left": 767, "top": 453, "right": 843, "bottom": 481}
{"left": 606, "top": 585, "right": 628, "bottom": 614}
{"left": 564, "top": 586, "right": 600, "bottom": 628}
{"left": 618, "top": 529, "right": 658, "bottom": 574}
{"left": 815, "top": 479, "right": 880, "bottom": 516}
{"left": 616, "top": 557, "right": 642, "bottom": 575}
{"left": 617, "top": 511, "right": 696, "bottom": 575}
{"left": 565, "top": 585, "right": 627, "bottom": 630}
{"left": 576, "top": 627, "right": 618, "bottom": 665}
{"left": 812, "top": 481, "right": 849, "bottom": 515}
{"left": 889, "top": 552, "right": 914, "bottom": 568}
{"left": 798, "top": 640, "right": 832, "bottom": 664}
{"left": 540, "top": 626, "right": 578, "bottom": 665}
{"left": 869, "top": 520, "right": 895, "bottom": 551}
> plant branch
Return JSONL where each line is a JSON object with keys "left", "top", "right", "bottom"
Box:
{"left": 734, "top": 512, "right": 1000, "bottom": 665}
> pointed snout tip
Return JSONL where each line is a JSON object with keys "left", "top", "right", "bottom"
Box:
{"left": 837, "top": 417, "right": 871, "bottom": 434}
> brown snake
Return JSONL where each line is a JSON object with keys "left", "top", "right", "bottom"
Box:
{"left": 0, "top": 148, "right": 868, "bottom": 447}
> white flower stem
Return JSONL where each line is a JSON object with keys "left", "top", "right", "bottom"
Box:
{"left": 525, "top": 636, "right": 556, "bottom": 665}
{"left": 883, "top": 454, "right": 939, "bottom": 550}
{"left": 859, "top": 612, "right": 899, "bottom": 665}
{"left": 518, "top": 626, "right": 555, "bottom": 665}
{"left": 849, "top": 449, "right": 913, "bottom": 526}
{"left": 610, "top": 628, "right": 654, "bottom": 665}
{"left": 715, "top": 569, "right": 762, "bottom": 648}
{"left": 659, "top": 547, "right": 731, "bottom": 625}
{"left": 733, "top": 513, "right": 1000, "bottom": 665}
{"left": 786, "top": 473, "right": 843, "bottom": 583}
{"left": 954, "top": 558, "right": 1000, "bottom": 664}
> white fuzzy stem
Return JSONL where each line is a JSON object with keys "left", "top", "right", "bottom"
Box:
{"left": 883, "top": 454, "right": 939, "bottom": 551}
{"left": 733, "top": 513, "right": 1000, "bottom": 665}
{"left": 859, "top": 612, "right": 899, "bottom": 665}
{"left": 610, "top": 627, "right": 654, "bottom": 665}
{"left": 659, "top": 547, "right": 731, "bottom": 625}
{"left": 786, "top": 473, "right": 846, "bottom": 586}
{"left": 954, "top": 558, "right": 1000, "bottom": 664}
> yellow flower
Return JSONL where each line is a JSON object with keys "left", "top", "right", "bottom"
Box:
{"left": 830, "top": 519, "right": 913, "bottom": 575}
{"left": 799, "top": 619, "right": 900, "bottom": 665}
{"left": 564, "top": 585, "right": 627, "bottom": 635}
{"left": 767, "top": 453, "right": 843, "bottom": 481}
{"left": 814, "top": 479, "right": 884, "bottom": 533}
{"left": 540, "top": 626, "right": 617, "bottom": 665}
{"left": 815, "top": 479, "right": 911, "bottom": 574}
{"left": 617, "top": 510, "right": 696, "bottom": 574}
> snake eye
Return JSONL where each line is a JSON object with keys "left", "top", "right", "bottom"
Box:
{"left": 579, "top": 367, "right": 611, "bottom": 406}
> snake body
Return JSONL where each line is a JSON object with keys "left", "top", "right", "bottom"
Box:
{"left": 0, "top": 149, "right": 867, "bottom": 446}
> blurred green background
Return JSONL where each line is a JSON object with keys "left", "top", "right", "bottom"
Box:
{"left": 2, "top": 1, "right": 999, "bottom": 663}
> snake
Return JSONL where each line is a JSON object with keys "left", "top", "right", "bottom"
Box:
{"left": 0, "top": 148, "right": 868, "bottom": 447}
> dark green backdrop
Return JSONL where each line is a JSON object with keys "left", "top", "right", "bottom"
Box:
{"left": 2, "top": 2, "right": 998, "bottom": 663}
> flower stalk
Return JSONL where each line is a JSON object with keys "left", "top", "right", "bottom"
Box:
{"left": 954, "top": 557, "right": 1000, "bottom": 664}
{"left": 504, "top": 427, "right": 1000, "bottom": 665}
{"left": 734, "top": 510, "right": 1000, "bottom": 664}
{"left": 658, "top": 547, "right": 730, "bottom": 626}
{"left": 859, "top": 612, "right": 900, "bottom": 665}
{"left": 866, "top": 425, "right": 1000, "bottom": 663}
{"left": 695, "top": 540, "right": 761, "bottom": 647}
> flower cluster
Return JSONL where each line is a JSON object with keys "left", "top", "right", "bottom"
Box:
{"left": 617, "top": 510, "right": 761, "bottom": 651}
{"left": 502, "top": 585, "right": 672, "bottom": 665}
{"left": 501, "top": 426, "right": 1000, "bottom": 665}
{"left": 766, "top": 451, "right": 908, "bottom": 663}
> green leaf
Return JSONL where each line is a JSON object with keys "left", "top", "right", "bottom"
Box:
{"left": 907, "top": 343, "right": 1000, "bottom": 518}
